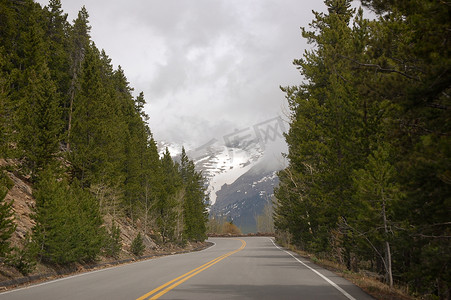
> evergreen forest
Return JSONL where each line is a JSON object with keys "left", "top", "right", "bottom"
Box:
{"left": 0, "top": 0, "right": 450, "bottom": 298}
{"left": 0, "top": 0, "right": 208, "bottom": 269}
{"left": 274, "top": 0, "right": 450, "bottom": 297}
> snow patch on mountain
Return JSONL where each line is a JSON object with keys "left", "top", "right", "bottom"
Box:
{"left": 157, "top": 116, "right": 288, "bottom": 210}
{"left": 192, "top": 144, "right": 264, "bottom": 205}
{"left": 206, "top": 152, "right": 255, "bottom": 204}
{"left": 157, "top": 139, "right": 266, "bottom": 205}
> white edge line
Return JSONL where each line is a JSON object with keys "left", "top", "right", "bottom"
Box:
{"left": 0, "top": 242, "right": 217, "bottom": 296}
{"left": 0, "top": 267, "right": 110, "bottom": 295}
{"left": 201, "top": 241, "right": 216, "bottom": 252}
{"left": 268, "top": 238, "right": 357, "bottom": 300}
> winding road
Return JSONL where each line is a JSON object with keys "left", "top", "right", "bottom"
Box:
{"left": 0, "top": 237, "right": 373, "bottom": 299}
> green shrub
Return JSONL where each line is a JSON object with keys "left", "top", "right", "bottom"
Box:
{"left": 0, "top": 172, "right": 15, "bottom": 258}
{"left": 32, "top": 172, "right": 104, "bottom": 264}
{"left": 131, "top": 233, "right": 145, "bottom": 257}
{"left": 7, "top": 235, "right": 37, "bottom": 275}
{"left": 104, "top": 221, "right": 121, "bottom": 258}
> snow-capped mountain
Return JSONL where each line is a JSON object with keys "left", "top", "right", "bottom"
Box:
{"left": 157, "top": 116, "right": 287, "bottom": 232}
{"left": 191, "top": 143, "right": 265, "bottom": 205}
{"left": 158, "top": 135, "right": 267, "bottom": 205}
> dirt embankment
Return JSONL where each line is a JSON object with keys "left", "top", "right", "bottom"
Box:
{"left": 0, "top": 162, "right": 211, "bottom": 290}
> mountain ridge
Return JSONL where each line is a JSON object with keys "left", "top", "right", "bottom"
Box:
{"left": 157, "top": 139, "right": 285, "bottom": 233}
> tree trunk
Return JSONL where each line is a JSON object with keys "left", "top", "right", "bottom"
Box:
{"left": 144, "top": 184, "right": 148, "bottom": 234}
{"left": 382, "top": 197, "right": 393, "bottom": 288}
{"left": 385, "top": 240, "right": 393, "bottom": 288}
{"left": 66, "top": 88, "right": 74, "bottom": 152}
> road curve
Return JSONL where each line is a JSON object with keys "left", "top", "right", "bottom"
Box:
{"left": 0, "top": 237, "right": 373, "bottom": 300}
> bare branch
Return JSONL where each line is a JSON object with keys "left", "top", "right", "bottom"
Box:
{"left": 339, "top": 55, "right": 421, "bottom": 81}
{"left": 427, "top": 103, "right": 449, "bottom": 110}
{"left": 340, "top": 217, "right": 389, "bottom": 275}
{"left": 416, "top": 234, "right": 451, "bottom": 239}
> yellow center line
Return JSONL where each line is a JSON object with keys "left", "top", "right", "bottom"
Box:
{"left": 136, "top": 239, "right": 246, "bottom": 300}
{"left": 135, "top": 253, "right": 229, "bottom": 300}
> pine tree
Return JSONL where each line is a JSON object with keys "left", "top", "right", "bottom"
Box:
{"left": 14, "top": 8, "right": 62, "bottom": 178}
{"left": 32, "top": 170, "right": 71, "bottom": 263}
{"left": 122, "top": 90, "right": 148, "bottom": 220}
{"left": 136, "top": 137, "right": 162, "bottom": 233}
{"left": 0, "top": 172, "right": 15, "bottom": 258}
{"left": 33, "top": 170, "right": 104, "bottom": 264}
{"left": 42, "top": 0, "right": 71, "bottom": 114}
{"left": 276, "top": 0, "right": 450, "bottom": 296}
{"left": 66, "top": 6, "right": 91, "bottom": 151}
{"left": 6, "top": 233, "right": 36, "bottom": 275}
{"left": 0, "top": 49, "right": 10, "bottom": 157}
{"left": 180, "top": 148, "right": 208, "bottom": 242}
{"left": 276, "top": 0, "right": 366, "bottom": 255}
{"left": 104, "top": 220, "right": 121, "bottom": 258}
{"left": 351, "top": 144, "right": 401, "bottom": 288}
{"left": 16, "top": 63, "right": 62, "bottom": 177}
{"left": 0, "top": 0, "right": 17, "bottom": 58}
{"left": 70, "top": 181, "right": 105, "bottom": 262}
{"left": 69, "top": 44, "right": 120, "bottom": 187}
{"left": 130, "top": 233, "right": 145, "bottom": 256}
{"left": 157, "top": 148, "right": 179, "bottom": 242}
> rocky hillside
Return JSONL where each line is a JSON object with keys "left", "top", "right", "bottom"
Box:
{"left": 0, "top": 159, "right": 209, "bottom": 285}
{"left": 0, "top": 160, "right": 157, "bottom": 256}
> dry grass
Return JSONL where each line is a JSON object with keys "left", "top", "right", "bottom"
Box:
{"left": 341, "top": 271, "right": 414, "bottom": 300}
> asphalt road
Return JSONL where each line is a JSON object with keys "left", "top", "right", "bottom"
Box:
{"left": 0, "top": 237, "right": 374, "bottom": 299}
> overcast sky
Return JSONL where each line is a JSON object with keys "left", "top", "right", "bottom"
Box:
{"left": 37, "top": 0, "right": 333, "bottom": 147}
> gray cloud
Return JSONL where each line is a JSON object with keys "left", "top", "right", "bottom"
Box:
{"left": 37, "top": 0, "right": 330, "bottom": 146}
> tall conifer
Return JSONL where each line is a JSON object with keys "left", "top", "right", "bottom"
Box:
{"left": 15, "top": 7, "right": 62, "bottom": 178}
{"left": 66, "top": 6, "right": 91, "bottom": 151}
{"left": 180, "top": 148, "right": 207, "bottom": 241}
